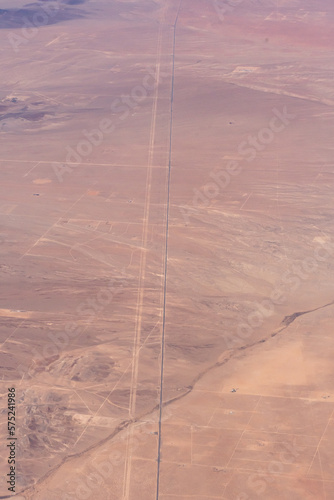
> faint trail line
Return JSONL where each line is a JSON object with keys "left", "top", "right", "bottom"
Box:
{"left": 19, "top": 192, "right": 85, "bottom": 259}
{"left": 307, "top": 408, "right": 334, "bottom": 475}
{"left": 0, "top": 158, "right": 165, "bottom": 168}
{"left": 239, "top": 192, "right": 253, "bottom": 210}
{"left": 74, "top": 390, "right": 94, "bottom": 415}
{"left": 156, "top": 1, "right": 183, "bottom": 498}
{"left": 225, "top": 397, "right": 262, "bottom": 469}
{"left": 0, "top": 321, "right": 24, "bottom": 350}
{"left": 45, "top": 33, "right": 65, "bottom": 47}
{"left": 22, "top": 161, "right": 40, "bottom": 177}
{"left": 33, "top": 90, "right": 68, "bottom": 107}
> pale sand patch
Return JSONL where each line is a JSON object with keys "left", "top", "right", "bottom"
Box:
{"left": 33, "top": 178, "right": 52, "bottom": 185}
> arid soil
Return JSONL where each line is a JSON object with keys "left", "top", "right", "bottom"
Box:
{"left": 0, "top": 1, "right": 334, "bottom": 499}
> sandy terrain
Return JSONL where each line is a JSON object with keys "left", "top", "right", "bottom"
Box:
{"left": 0, "top": 0, "right": 333, "bottom": 498}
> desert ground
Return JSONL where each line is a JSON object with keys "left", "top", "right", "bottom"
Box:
{"left": 0, "top": 0, "right": 334, "bottom": 499}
